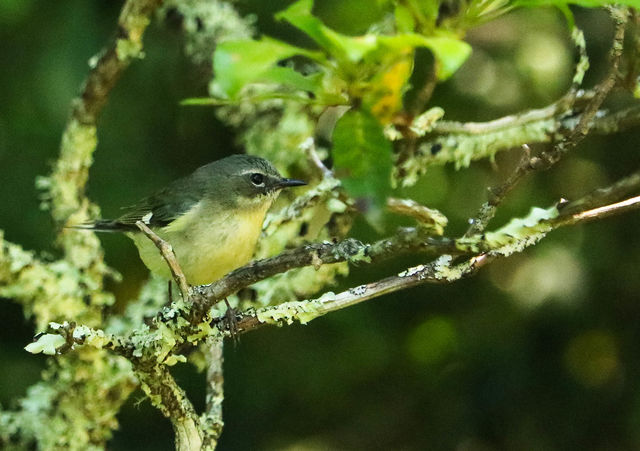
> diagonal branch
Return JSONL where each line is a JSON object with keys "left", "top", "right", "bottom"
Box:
{"left": 188, "top": 231, "right": 462, "bottom": 323}
{"left": 136, "top": 221, "right": 191, "bottom": 301}
{"left": 214, "top": 189, "right": 640, "bottom": 338}
{"left": 225, "top": 254, "right": 491, "bottom": 335}
{"left": 463, "top": 9, "right": 629, "bottom": 237}
{"left": 50, "top": 0, "right": 162, "bottom": 236}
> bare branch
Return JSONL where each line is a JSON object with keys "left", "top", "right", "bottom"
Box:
{"left": 464, "top": 144, "right": 532, "bottom": 237}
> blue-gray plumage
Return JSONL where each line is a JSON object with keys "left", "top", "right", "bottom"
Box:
{"left": 72, "top": 155, "right": 306, "bottom": 284}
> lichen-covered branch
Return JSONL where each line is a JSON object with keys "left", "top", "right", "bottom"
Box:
{"left": 200, "top": 338, "right": 225, "bottom": 449}
{"left": 395, "top": 11, "right": 633, "bottom": 187}
{"left": 0, "top": 1, "right": 162, "bottom": 449}
{"left": 46, "top": 0, "right": 162, "bottom": 238}
{"left": 213, "top": 185, "right": 640, "bottom": 336}
{"left": 188, "top": 231, "right": 462, "bottom": 324}
{"left": 462, "top": 9, "right": 628, "bottom": 236}
{"left": 8, "top": 3, "right": 640, "bottom": 451}
{"left": 135, "top": 364, "right": 203, "bottom": 451}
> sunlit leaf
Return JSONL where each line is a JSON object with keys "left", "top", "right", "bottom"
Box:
{"left": 332, "top": 110, "right": 392, "bottom": 225}
{"left": 211, "top": 37, "right": 322, "bottom": 99}
{"left": 278, "top": 0, "right": 471, "bottom": 80}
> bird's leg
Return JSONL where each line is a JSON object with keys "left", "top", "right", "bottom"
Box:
{"left": 223, "top": 298, "right": 239, "bottom": 344}
{"left": 168, "top": 280, "right": 173, "bottom": 304}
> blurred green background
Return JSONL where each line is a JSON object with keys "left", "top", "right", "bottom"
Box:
{"left": 2, "top": 1, "right": 640, "bottom": 449}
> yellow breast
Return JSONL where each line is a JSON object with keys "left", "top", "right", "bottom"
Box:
{"left": 130, "top": 199, "right": 271, "bottom": 285}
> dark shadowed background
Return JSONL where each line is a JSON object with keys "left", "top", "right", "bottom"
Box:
{"left": 2, "top": 1, "right": 640, "bottom": 449}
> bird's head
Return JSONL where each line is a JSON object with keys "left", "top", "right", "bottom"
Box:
{"left": 199, "top": 154, "right": 306, "bottom": 210}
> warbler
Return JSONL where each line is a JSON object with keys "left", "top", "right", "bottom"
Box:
{"left": 73, "top": 155, "right": 306, "bottom": 285}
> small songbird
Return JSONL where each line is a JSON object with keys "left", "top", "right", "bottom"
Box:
{"left": 73, "top": 155, "right": 306, "bottom": 285}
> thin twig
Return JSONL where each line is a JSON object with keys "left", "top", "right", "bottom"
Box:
{"left": 188, "top": 232, "right": 462, "bottom": 323}
{"left": 555, "top": 194, "right": 640, "bottom": 225}
{"left": 387, "top": 197, "right": 448, "bottom": 232}
{"left": 219, "top": 254, "right": 491, "bottom": 336}
{"left": 301, "top": 137, "right": 333, "bottom": 179}
{"left": 464, "top": 144, "right": 532, "bottom": 237}
{"left": 135, "top": 221, "right": 191, "bottom": 301}
{"left": 218, "top": 190, "right": 640, "bottom": 338}
{"left": 557, "top": 169, "right": 640, "bottom": 215}
{"left": 464, "top": 10, "right": 628, "bottom": 236}
{"left": 553, "top": 8, "right": 628, "bottom": 154}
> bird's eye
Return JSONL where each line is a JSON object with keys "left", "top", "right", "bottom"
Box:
{"left": 250, "top": 173, "right": 265, "bottom": 186}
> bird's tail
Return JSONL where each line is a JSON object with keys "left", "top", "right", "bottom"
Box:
{"left": 66, "top": 220, "right": 133, "bottom": 233}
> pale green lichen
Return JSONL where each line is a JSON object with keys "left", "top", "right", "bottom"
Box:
{"left": 410, "top": 107, "right": 445, "bottom": 136}
{"left": 251, "top": 263, "right": 348, "bottom": 307}
{"left": 397, "top": 264, "right": 427, "bottom": 278}
{"left": 241, "top": 101, "right": 317, "bottom": 172}
{"left": 72, "top": 324, "right": 110, "bottom": 349}
{"left": 327, "top": 197, "right": 347, "bottom": 213}
{"left": 256, "top": 298, "right": 326, "bottom": 325}
{"left": 24, "top": 334, "right": 66, "bottom": 355}
{"left": 1, "top": 352, "right": 136, "bottom": 450}
{"left": 116, "top": 38, "right": 144, "bottom": 60}
{"left": 432, "top": 254, "right": 474, "bottom": 281}
{"left": 570, "top": 28, "right": 589, "bottom": 86}
{"left": 484, "top": 206, "right": 558, "bottom": 255}
{"left": 186, "top": 319, "right": 216, "bottom": 343}
{"left": 160, "top": 0, "right": 255, "bottom": 66}
{"left": 1, "top": 255, "right": 114, "bottom": 330}
{"left": 47, "top": 119, "right": 97, "bottom": 222}
{"left": 164, "top": 354, "right": 188, "bottom": 366}
{"left": 0, "top": 231, "right": 35, "bottom": 277}
{"left": 397, "top": 117, "right": 557, "bottom": 187}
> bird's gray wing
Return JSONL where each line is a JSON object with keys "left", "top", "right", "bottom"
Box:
{"left": 79, "top": 174, "right": 208, "bottom": 232}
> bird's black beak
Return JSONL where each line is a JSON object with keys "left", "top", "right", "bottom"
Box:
{"left": 277, "top": 178, "right": 307, "bottom": 188}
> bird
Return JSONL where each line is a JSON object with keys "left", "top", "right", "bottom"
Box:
{"left": 71, "top": 154, "right": 306, "bottom": 285}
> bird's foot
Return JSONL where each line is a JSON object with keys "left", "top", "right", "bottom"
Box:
{"left": 223, "top": 298, "right": 239, "bottom": 344}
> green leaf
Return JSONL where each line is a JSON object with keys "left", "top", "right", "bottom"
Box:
{"left": 394, "top": 4, "right": 416, "bottom": 32}
{"left": 211, "top": 37, "right": 322, "bottom": 99}
{"left": 377, "top": 34, "right": 472, "bottom": 80}
{"left": 332, "top": 110, "right": 392, "bottom": 225}
{"left": 278, "top": 1, "right": 471, "bottom": 80}
{"left": 260, "top": 66, "right": 322, "bottom": 93}
{"left": 276, "top": 0, "right": 377, "bottom": 65}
